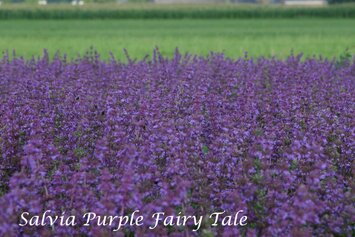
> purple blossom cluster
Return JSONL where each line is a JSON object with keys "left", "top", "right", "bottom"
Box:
{"left": 0, "top": 50, "right": 354, "bottom": 236}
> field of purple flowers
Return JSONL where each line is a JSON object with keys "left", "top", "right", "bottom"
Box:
{"left": 0, "top": 50, "right": 354, "bottom": 236}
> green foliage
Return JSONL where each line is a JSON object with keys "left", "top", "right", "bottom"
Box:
{"left": 1, "top": 0, "right": 25, "bottom": 3}
{"left": 22, "top": 0, "right": 39, "bottom": 4}
{"left": 85, "top": 0, "right": 117, "bottom": 4}
{"left": 336, "top": 48, "right": 352, "bottom": 67}
{"left": 127, "top": 0, "right": 152, "bottom": 3}
{"left": 0, "top": 19, "right": 354, "bottom": 60}
{"left": 328, "top": 0, "right": 355, "bottom": 4}
{"left": 201, "top": 230, "right": 215, "bottom": 237}
{"left": 0, "top": 4, "right": 355, "bottom": 19}
{"left": 202, "top": 145, "right": 209, "bottom": 155}
{"left": 74, "top": 147, "right": 87, "bottom": 158}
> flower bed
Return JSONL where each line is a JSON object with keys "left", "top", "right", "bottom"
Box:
{"left": 0, "top": 51, "right": 354, "bottom": 236}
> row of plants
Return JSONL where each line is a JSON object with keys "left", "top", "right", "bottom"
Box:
{"left": 2, "top": 0, "right": 355, "bottom": 4}
{"left": 0, "top": 50, "right": 353, "bottom": 235}
{"left": 0, "top": 4, "right": 355, "bottom": 19}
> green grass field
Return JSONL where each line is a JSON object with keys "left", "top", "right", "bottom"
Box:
{"left": 0, "top": 19, "right": 354, "bottom": 60}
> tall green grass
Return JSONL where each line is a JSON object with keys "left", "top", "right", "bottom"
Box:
{"left": 1, "top": 19, "right": 354, "bottom": 59}
{"left": 0, "top": 4, "right": 355, "bottom": 19}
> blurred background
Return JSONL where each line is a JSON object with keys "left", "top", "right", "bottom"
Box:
{"left": 1, "top": 0, "right": 354, "bottom": 5}
{"left": 0, "top": 0, "right": 354, "bottom": 60}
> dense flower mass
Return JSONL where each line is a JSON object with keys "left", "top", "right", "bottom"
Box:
{"left": 0, "top": 50, "right": 354, "bottom": 236}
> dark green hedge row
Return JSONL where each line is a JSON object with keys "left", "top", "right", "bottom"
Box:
{"left": 1, "top": 5, "right": 355, "bottom": 19}
{"left": 329, "top": 0, "right": 355, "bottom": 4}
